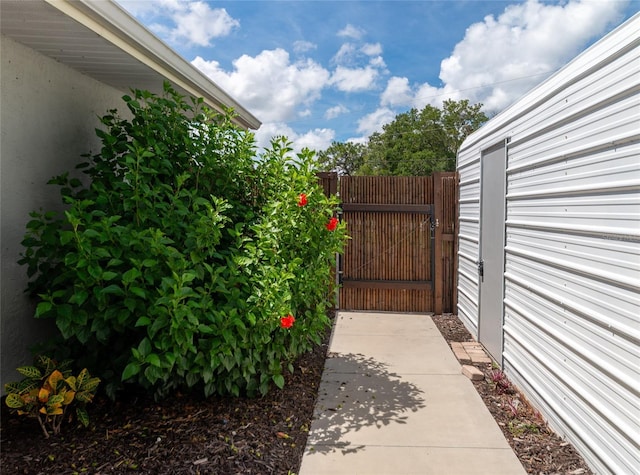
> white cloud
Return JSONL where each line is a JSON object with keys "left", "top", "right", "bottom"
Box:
{"left": 293, "top": 40, "right": 317, "bottom": 54}
{"left": 325, "top": 104, "right": 350, "bottom": 120}
{"left": 439, "top": 0, "right": 628, "bottom": 112}
{"left": 361, "top": 43, "right": 382, "bottom": 56}
{"left": 192, "top": 49, "right": 330, "bottom": 122}
{"left": 377, "top": 0, "right": 628, "bottom": 114}
{"left": 345, "top": 136, "right": 369, "bottom": 146}
{"left": 338, "top": 24, "right": 365, "bottom": 39}
{"left": 356, "top": 107, "right": 396, "bottom": 137}
{"left": 413, "top": 83, "right": 451, "bottom": 109}
{"left": 171, "top": 2, "right": 239, "bottom": 46}
{"left": 330, "top": 66, "right": 379, "bottom": 92}
{"left": 117, "top": 0, "right": 239, "bottom": 46}
{"left": 254, "top": 122, "right": 334, "bottom": 153}
{"left": 381, "top": 77, "right": 413, "bottom": 108}
{"left": 295, "top": 128, "right": 336, "bottom": 152}
{"left": 333, "top": 42, "right": 386, "bottom": 68}
{"left": 332, "top": 43, "right": 357, "bottom": 64}
{"left": 369, "top": 56, "right": 387, "bottom": 69}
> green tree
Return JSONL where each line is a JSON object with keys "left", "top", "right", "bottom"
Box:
{"left": 316, "top": 141, "right": 366, "bottom": 176}
{"left": 358, "top": 99, "right": 487, "bottom": 176}
{"left": 441, "top": 99, "right": 487, "bottom": 157}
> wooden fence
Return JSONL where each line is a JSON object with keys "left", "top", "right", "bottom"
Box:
{"left": 332, "top": 173, "right": 458, "bottom": 314}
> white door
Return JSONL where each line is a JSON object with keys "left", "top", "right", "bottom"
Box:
{"left": 478, "top": 141, "right": 507, "bottom": 363}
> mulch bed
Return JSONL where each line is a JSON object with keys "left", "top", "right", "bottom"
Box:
{"left": 1, "top": 313, "right": 593, "bottom": 474}
{"left": 0, "top": 323, "right": 331, "bottom": 475}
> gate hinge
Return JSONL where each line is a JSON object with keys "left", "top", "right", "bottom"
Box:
{"left": 478, "top": 260, "right": 484, "bottom": 279}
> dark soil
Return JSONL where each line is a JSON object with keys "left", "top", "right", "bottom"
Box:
{"left": 1, "top": 313, "right": 594, "bottom": 474}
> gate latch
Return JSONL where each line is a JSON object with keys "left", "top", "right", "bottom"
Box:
{"left": 478, "top": 260, "right": 484, "bottom": 280}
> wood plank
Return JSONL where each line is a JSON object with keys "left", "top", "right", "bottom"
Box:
{"left": 342, "top": 203, "right": 433, "bottom": 214}
{"left": 337, "top": 174, "right": 456, "bottom": 313}
{"left": 434, "top": 172, "right": 443, "bottom": 314}
{"left": 342, "top": 279, "right": 433, "bottom": 290}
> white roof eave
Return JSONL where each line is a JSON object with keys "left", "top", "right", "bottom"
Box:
{"left": 1, "top": 0, "right": 261, "bottom": 130}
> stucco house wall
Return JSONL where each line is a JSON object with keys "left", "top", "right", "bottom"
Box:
{"left": 1, "top": 35, "right": 131, "bottom": 387}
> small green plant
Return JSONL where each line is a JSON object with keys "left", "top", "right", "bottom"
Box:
{"left": 507, "top": 419, "right": 541, "bottom": 437}
{"left": 4, "top": 355, "right": 100, "bottom": 438}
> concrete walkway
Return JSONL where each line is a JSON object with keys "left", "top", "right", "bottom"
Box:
{"left": 299, "top": 311, "right": 527, "bottom": 475}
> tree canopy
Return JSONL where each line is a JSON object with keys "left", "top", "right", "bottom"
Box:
{"left": 319, "top": 99, "right": 487, "bottom": 176}
{"left": 316, "top": 141, "right": 366, "bottom": 176}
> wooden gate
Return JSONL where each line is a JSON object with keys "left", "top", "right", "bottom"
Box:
{"left": 337, "top": 174, "right": 457, "bottom": 313}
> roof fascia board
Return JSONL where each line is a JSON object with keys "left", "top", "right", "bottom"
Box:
{"left": 44, "top": 0, "right": 261, "bottom": 130}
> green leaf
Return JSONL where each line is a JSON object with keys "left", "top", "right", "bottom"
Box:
{"left": 60, "top": 231, "right": 75, "bottom": 245}
{"left": 146, "top": 354, "right": 161, "bottom": 367}
{"left": 138, "top": 338, "right": 152, "bottom": 357}
{"left": 65, "top": 376, "right": 77, "bottom": 391}
{"left": 129, "top": 287, "right": 146, "bottom": 298}
{"left": 69, "top": 290, "right": 89, "bottom": 306}
{"left": 16, "top": 366, "right": 41, "bottom": 379}
{"left": 101, "top": 284, "right": 124, "bottom": 296}
{"left": 82, "top": 229, "right": 101, "bottom": 239}
{"left": 122, "top": 363, "right": 141, "bottom": 381}
{"left": 5, "top": 393, "right": 25, "bottom": 409}
{"left": 185, "top": 372, "right": 199, "bottom": 387}
{"left": 81, "top": 378, "right": 101, "bottom": 393}
{"left": 124, "top": 298, "right": 137, "bottom": 312}
{"left": 76, "top": 407, "right": 89, "bottom": 427}
{"left": 35, "top": 302, "right": 53, "bottom": 318}
{"left": 144, "top": 365, "right": 162, "bottom": 385}
{"left": 122, "top": 268, "right": 142, "bottom": 284}
{"left": 272, "top": 374, "right": 285, "bottom": 389}
{"left": 75, "top": 390, "right": 95, "bottom": 404}
{"left": 76, "top": 368, "right": 90, "bottom": 388}
{"left": 87, "top": 264, "right": 102, "bottom": 280}
{"left": 48, "top": 394, "right": 65, "bottom": 405}
{"left": 101, "top": 271, "right": 118, "bottom": 281}
{"left": 4, "top": 381, "right": 23, "bottom": 394}
{"left": 135, "top": 316, "right": 151, "bottom": 327}
{"left": 197, "top": 324, "right": 214, "bottom": 334}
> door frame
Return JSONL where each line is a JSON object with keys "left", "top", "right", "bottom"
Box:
{"left": 478, "top": 139, "right": 508, "bottom": 364}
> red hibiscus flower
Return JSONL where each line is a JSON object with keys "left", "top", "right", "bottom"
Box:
{"left": 326, "top": 217, "right": 339, "bottom": 231}
{"left": 280, "top": 314, "right": 295, "bottom": 329}
{"left": 297, "top": 193, "right": 308, "bottom": 207}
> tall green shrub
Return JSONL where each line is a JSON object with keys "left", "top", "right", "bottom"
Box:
{"left": 20, "top": 83, "right": 345, "bottom": 399}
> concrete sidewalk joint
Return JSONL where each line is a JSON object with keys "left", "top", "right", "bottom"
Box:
{"left": 299, "top": 311, "right": 527, "bottom": 475}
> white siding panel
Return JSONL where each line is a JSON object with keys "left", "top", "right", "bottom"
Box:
{"left": 504, "top": 313, "right": 639, "bottom": 474}
{"left": 457, "top": 152, "right": 481, "bottom": 335}
{"left": 457, "top": 14, "right": 640, "bottom": 474}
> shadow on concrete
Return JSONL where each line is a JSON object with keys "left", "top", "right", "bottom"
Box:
{"left": 307, "top": 352, "right": 426, "bottom": 455}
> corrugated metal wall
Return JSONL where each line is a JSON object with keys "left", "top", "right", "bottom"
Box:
{"left": 456, "top": 14, "right": 640, "bottom": 475}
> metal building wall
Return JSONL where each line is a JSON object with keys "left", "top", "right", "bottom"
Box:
{"left": 456, "top": 14, "right": 639, "bottom": 474}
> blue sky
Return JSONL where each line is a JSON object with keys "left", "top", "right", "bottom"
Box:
{"left": 117, "top": 0, "right": 638, "bottom": 151}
